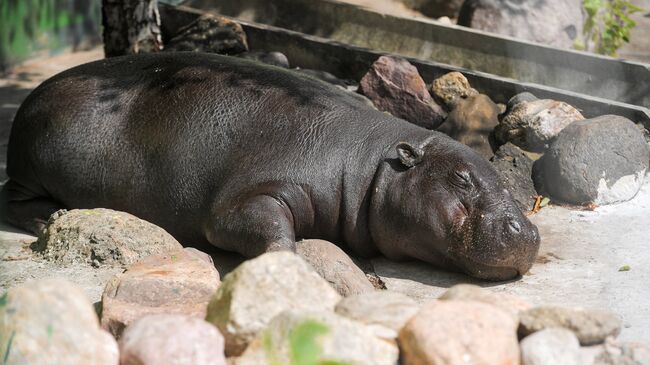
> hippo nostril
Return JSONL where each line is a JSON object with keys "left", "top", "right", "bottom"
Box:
{"left": 507, "top": 219, "right": 521, "bottom": 234}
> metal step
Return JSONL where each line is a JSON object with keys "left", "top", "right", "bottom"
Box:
{"left": 179, "top": 0, "right": 650, "bottom": 109}
{"left": 158, "top": 4, "right": 650, "bottom": 128}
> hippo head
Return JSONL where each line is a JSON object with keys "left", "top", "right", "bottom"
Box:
{"left": 369, "top": 134, "right": 540, "bottom": 281}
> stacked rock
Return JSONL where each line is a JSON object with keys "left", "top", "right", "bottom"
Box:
{"left": 3, "top": 250, "right": 644, "bottom": 365}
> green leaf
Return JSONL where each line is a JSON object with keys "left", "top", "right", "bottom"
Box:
{"left": 289, "top": 320, "right": 330, "bottom": 365}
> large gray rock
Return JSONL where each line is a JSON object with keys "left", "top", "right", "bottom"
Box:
{"left": 119, "top": 314, "right": 227, "bottom": 365}
{"left": 490, "top": 142, "right": 538, "bottom": 212}
{"left": 335, "top": 291, "right": 420, "bottom": 339}
{"left": 437, "top": 93, "right": 500, "bottom": 159}
{"left": 0, "top": 279, "right": 118, "bottom": 365}
{"left": 359, "top": 55, "right": 446, "bottom": 129}
{"left": 205, "top": 252, "right": 341, "bottom": 356}
{"left": 296, "top": 239, "right": 374, "bottom": 297}
{"left": 100, "top": 247, "right": 220, "bottom": 338}
{"left": 458, "top": 0, "right": 584, "bottom": 49}
{"left": 235, "top": 310, "right": 399, "bottom": 365}
{"left": 520, "top": 328, "right": 581, "bottom": 365}
{"left": 519, "top": 306, "right": 622, "bottom": 346}
{"left": 32, "top": 208, "right": 182, "bottom": 268}
{"left": 494, "top": 98, "right": 585, "bottom": 152}
{"left": 399, "top": 300, "right": 520, "bottom": 365}
{"left": 165, "top": 14, "right": 248, "bottom": 55}
{"left": 536, "top": 115, "right": 649, "bottom": 205}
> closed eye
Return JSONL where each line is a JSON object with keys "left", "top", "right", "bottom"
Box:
{"left": 453, "top": 170, "right": 473, "bottom": 189}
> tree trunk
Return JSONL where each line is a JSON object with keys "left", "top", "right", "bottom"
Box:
{"left": 102, "top": 0, "right": 163, "bottom": 57}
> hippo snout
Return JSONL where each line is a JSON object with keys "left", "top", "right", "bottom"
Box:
{"left": 453, "top": 210, "right": 540, "bottom": 281}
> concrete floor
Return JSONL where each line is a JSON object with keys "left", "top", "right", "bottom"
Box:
{"left": 1, "top": 47, "right": 650, "bottom": 344}
{"left": 372, "top": 179, "right": 650, "bottom": 343}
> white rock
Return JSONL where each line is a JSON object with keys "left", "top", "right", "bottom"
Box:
{"left": 520, "top": 328, "right": 581, "bottom": 365}
{"left": 205, "top": 252, "right": 341, "bottom": 356}
{"left": 235, "top": 310, "right": 399, "bottom": 365}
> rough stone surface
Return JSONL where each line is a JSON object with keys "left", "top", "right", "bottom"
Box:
{"left": 494, "top": 98, "right": 585, "bottom": 152}
{"left": 536, "top": 115, "right": 649, "bottom": 205}
{"left": 359, "top": 55, "right": 446, "bottom": 129}
{"left": 335, "top": 291, "right": 420, "bottom": 339}
{"left": 119, "top": 314, "right": 227, "bottom": 365}
{"left": 166, "top": 14, "right": 248, "bottom": 54}
{"left": 0, "top": 279, "right": 118, "bottom": 365}
{"left": 490, "top": 142, "right": 538, "bottom": 212}
{"left": 101, "top": 247, "right": 220, "bottom": 337}
{"left": 32, "top": 208, "right": 182, "bottom": 268}
{"left": 437, "top": 93, "right": 499, "bottom": 159}
{"left": 431, "top": 71, "right": 478, "bottom": 109}
{"left": 439, "top": 284, "right": 531, "bottom": 320}
{"left": 506, "top": 92, "right": 538, "bottom": 112}
{"left": 458, "top": 0, "right": 584, "bottom": 49}
{"left": 235, "top": 310, "right": 399, "bottom": 365}
{"left": 399, "top": 300, "right": 520, "bottom": 365}
{"left": 592, "top": 338, "right": 650, "bottom": 364}
{"left": 237, "top": 51, "right": 289, "bottom": 68}
{"left": 296, "top": 239, "right": 374, "bottom": 297}
{"left": 520, "top": 328, "right": 581, "bottom": 365}
{"left": 205, "top": 251, "right": 341, "bottom": 356}
{"left": 519, "top": 306, "right": 623, "bottom": 346}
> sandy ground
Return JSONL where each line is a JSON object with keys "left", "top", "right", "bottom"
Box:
{"left": 1, "top": 42, "right": 649, "bottom": 343}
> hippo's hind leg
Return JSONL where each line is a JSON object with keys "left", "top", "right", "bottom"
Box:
{"left": 205, "top": 195, "right": 296, "bottom": 257}
{"left": 1, "top": 179, "right": 63, "bottom": 235}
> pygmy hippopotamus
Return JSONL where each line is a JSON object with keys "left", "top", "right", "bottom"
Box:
{"left": 3, "top": 52, "right": 540, "bottom": 280}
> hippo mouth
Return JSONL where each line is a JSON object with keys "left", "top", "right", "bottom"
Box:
{"left": 446, "top": 249, "right": 529, "bottom": 281}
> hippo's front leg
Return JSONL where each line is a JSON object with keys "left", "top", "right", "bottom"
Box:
{"left": 205, "top": 195, "right": 297, "bottom": 257}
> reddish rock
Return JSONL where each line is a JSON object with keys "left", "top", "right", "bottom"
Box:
{"left": 296, "top": 239, "right": 374, "bottom": 297}
{"left": 399, "top": 300, "right": 520, "bottom": 365}
{"left": 359, "top": 55, "right": 446, "bottom": 129}
{"left": 119, "top": 314, "right": 227, "bottom": 365}
{"left": 100, "top": 247, "right": 220, "bottom": 337}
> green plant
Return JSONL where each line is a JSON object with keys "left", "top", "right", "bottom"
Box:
{"left": 264, "top": 319, "right": 352, "bottom": 365}
{"left": 577, "top": 0, "right": 644, "bottom": 56}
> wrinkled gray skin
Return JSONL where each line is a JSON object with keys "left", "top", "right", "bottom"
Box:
{"left": 3, "top": 53, "right": 540, "bottom": 280}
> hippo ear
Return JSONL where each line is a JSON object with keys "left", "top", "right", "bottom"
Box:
{"left": 396, "top": 142, "right": 424, "bottom": 168}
